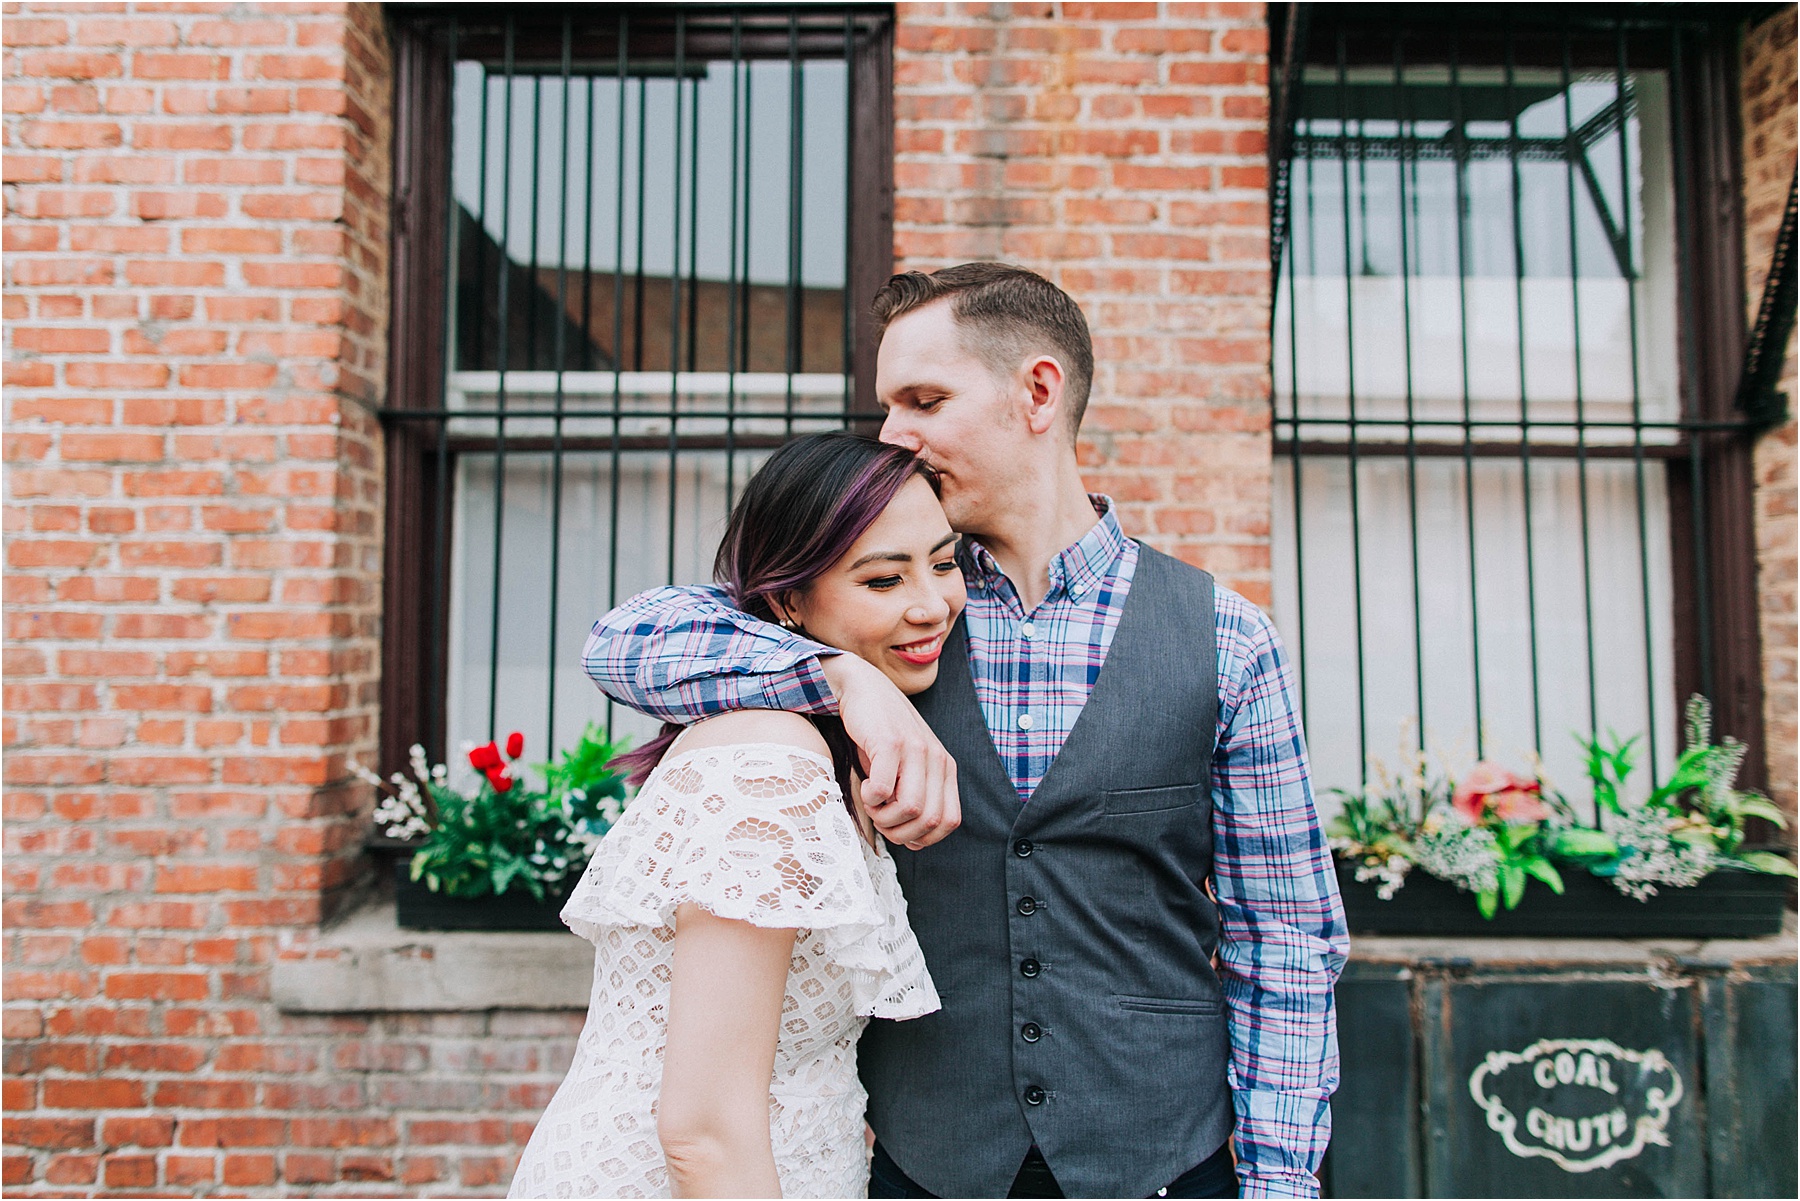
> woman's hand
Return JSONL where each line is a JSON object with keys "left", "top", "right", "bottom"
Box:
{"left": 658, "top": 902, "right": 796, "bottom": 1198}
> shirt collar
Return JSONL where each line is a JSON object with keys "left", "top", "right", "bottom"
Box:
{"left": 961, "top": 494, "right": 1128, "bottom": 601}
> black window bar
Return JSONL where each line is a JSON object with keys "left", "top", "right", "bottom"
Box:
{"left": 1270, "top": 5, "right": 1765, "bottom": 808}
{"left": 381, "top": 6, "right": 894, "bottom": 773}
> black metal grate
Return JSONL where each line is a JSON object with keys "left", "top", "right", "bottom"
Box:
{"left": 381, "top": 7, "right": 891, "bottom": 768}
{"left": 1271, "top": 9, "right": 1763, "bottom": 803}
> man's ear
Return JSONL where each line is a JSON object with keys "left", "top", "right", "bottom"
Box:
{"left": 1020, "top": 355, "right": 1066, "bottom": 437}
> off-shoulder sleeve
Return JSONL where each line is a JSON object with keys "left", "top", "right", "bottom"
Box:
{"left": 563, "top": 742, "right": 877, "bottom": 936}
{"left": 561, "top": 742, "right": 937, "bottom": 1018}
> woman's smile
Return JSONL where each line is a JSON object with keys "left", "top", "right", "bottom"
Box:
{"left": 890, "top": 631, "right": 945, "bottom": 666}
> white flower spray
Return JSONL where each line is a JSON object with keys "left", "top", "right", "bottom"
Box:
{"left": 350, "top": 743, "right": 437, "bottom": 841}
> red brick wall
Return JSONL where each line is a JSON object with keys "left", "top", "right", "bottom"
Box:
{"left": 1741, "top": 8, "right": 1798, "bottom": 824}
{"left": 892, "top": 1, "right": 1274, "bottom": 605}
{"left": 2, "top": 4, "right": 1279, "bottom": 1194}
{"left": 2, "top": 1, "right": 396, "bottom": 1191}
{"left": 17, "top": 2, "right": 1788, "bottom": 1196}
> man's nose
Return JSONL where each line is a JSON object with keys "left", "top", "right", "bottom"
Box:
{"left": 879, "top": 411, "right": 920, "bottom": 452}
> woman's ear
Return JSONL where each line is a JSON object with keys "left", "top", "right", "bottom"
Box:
{"left": 770, "top": 591, "right": 803, "bottom": 632}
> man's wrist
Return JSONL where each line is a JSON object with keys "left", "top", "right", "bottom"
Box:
{"left": 816, "top": 649, "right": 872, "bottom": 704}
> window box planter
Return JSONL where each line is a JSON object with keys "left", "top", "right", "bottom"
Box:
{"left": 392, "top": 859, "right": 570, "bottom": 933}
{"left": 357, "top": 725, "right": 627, "bottom": 934}
{"left": 1336, "top": 860, "right": 1790, "bottom": 939}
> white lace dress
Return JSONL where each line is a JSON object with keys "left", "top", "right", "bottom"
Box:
{"left": 508, "top": 743, "right": 940, "bottom": 1200}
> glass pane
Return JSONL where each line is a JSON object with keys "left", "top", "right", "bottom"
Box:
{"left": 447, "top": 450, "right": 775, "bottom": 761}
{"left": 1274, "top": 456, "right": 1677, "bottom": 814}
{"left": 1272, "top": 52, "right": 1684, "bottom": 808}
{"left": 1273, "top": 67, "right": 1679, "bottom": 444}
{"left": 448, "top": 53, "right": 849, "bottom": 375}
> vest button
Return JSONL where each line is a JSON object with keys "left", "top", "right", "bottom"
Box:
{"left": 1020, "top": 958, "right": 1041, "bottom": 978}
{"left": 1021, "top": 1022, "right": 1042, "bottom": 1043}
{"left": 1013, "top": 839, "right": 1034, "bottom": 858}
{"left": 1024, "top": 1085, "right": 1046, "bottom": 1106}
{"left": 1016, "top": 896, "right": 1037, "bottom": 916}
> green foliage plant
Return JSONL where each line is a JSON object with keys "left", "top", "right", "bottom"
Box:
{"left": 355, "top": 723, "right": 630, "bottom": 902}
{"left": 1557, "top": 695, "right": 1796, "bottom": 897}
{"left": 1329, "top": 695, "right": 1796, "bottom": 917}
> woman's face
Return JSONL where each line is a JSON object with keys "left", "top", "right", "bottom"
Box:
{"left": 782, "top": 475, "right": 966, "bottom": 695}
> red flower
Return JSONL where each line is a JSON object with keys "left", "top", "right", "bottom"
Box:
{"left": 1453, "top": 761, "right": 1543, "bottom": 823}
{"left": 484, "top": 766, "right": 513, "bottom": 794}
{"left": 505, "top": 731, "right": 525, "bottom": 760}
{"left": 469, "top": 741, "right": 503, "bottom": 771}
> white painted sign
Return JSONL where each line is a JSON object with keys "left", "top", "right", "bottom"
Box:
{"left": 1468, "top": 1038, "right": 1684, "bottom": 1173}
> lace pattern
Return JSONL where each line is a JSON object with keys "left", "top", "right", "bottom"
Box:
{"left": 508, "top": 743, "right": 939, "bottom": 1199}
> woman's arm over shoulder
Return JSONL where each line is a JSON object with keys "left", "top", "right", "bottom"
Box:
{"left": 670, "top": 709, "right": 831, "bottom": 760}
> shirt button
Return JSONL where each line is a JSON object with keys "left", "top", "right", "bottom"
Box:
{"left": 1016, "top": 896, "right": 1037, "bottom": 916}
{"left": 1020, "top": 958, "right": 1041, "bottom": 979}
{"left": 1024, "top": 1085, "right": 1046, "bottom": 1106}
{"left": 1070, "top": 583, "right": 1085, "bottom": 598}
{"left": 1020, "top": 622, "right": 1036, "bottom": 640}
{"left": 1013, "top": 839, "right": 1034, "bottom": 858}
{"left": 1021, "top": 1022, "right": 1042, "bottom": 1043}
{"left": 1017, "top": 713, "right": 1034, "bottom": 731}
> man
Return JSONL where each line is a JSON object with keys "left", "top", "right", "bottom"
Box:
{"left": 583, "top": 263, "right": 1347, "bottom": 1198}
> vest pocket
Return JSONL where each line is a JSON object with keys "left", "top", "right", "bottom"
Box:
{"left": 1102, "top": 782, "right": 1203, "bottom": 815}
{"left": 1113, "top": 993, "right": 1223, "bottom": 1016}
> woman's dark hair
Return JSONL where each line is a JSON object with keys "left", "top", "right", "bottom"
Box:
{"left": 609, "top": 434, "right": 938, "bottom": 792}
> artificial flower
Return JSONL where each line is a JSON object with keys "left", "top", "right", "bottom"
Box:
{"left": 1453, "top": 761, "right": 1542, "bottom": 822}
{"left": 1490, "top": 788, "right": 1548, "bottom": 823}
{"left": 1452, "top": 761, "right": 1514, "bottom": 819}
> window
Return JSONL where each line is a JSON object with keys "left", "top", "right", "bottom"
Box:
{"left": 1270, "top": 7, "right": 1765, "bottom": 807}
{"left": 383, "top": 7, "right": 894, "bottom": 769}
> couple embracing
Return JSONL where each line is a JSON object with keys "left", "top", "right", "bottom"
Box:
{"left": 508, "top": 264, "right": 1349, "bottom": 1200}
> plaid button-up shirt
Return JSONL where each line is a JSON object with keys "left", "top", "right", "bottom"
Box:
{"left": 582, "top": 498, "right": 1348, "bottom": 1197}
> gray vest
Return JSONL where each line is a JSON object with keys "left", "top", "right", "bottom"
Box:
{"left": 861, "top": 546, "right": 1231, "bottom": 1198}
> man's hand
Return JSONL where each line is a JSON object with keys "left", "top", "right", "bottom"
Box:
{"left": 820, "top": 654, "right": 960, "bottom": 849}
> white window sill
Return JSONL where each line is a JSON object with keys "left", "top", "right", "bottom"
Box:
{"left": 272, "top": 900, "right": 592, "bottom": 1013}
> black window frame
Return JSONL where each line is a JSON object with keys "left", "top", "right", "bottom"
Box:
{"left": 379, "top": 3, "right": 895, "bottom": 774}
{"left": 1268, "top": 2, "right": 1772, "bottom": 792}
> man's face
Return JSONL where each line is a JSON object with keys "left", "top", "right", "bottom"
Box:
{"left": 874, "top": 301, "right": 1024, "bottom": 535}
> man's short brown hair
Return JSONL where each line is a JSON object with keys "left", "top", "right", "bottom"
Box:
{"left": 871, "top": 263, "right": 1095, "bottom": 436}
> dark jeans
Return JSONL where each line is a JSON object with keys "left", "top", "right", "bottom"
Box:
{"left": 870, "top": 1141, "right": 1239, "bottom": 1199}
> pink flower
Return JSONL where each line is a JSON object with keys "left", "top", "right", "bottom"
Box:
{"left": 1490, "top": 789, "right": 1548, "bottom": 823}
{"left": 1452, "top": 761, "right": 1515, "bottom": 819}
{"left": 1453, "top": 761, "right": 1543, "bottom": 823}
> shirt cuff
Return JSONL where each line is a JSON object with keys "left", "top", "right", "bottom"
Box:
{"left": 749, "top": 650, "right": 842, "bottom": 716}
{"left": 1236, "top": 1170, "right": 1322, "bottom": 1199}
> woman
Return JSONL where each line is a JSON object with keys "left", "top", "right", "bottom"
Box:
{"left": 509, "top": 434, "right": 962, "bottom": 1199}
